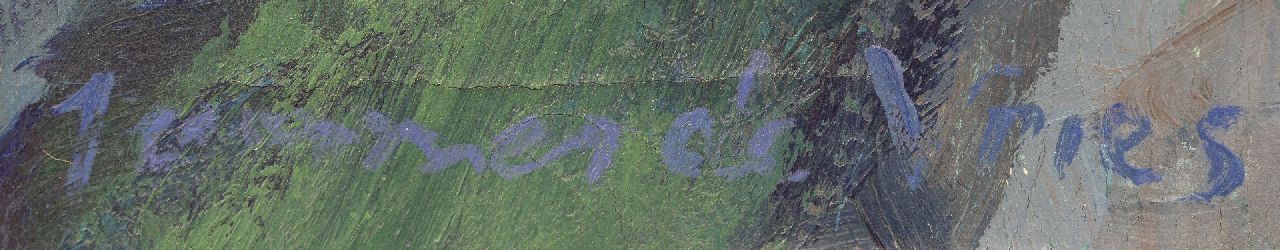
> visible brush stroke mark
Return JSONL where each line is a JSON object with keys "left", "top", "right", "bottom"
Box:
{"left": 12, "top": 56, "right": 37, "bottom": 71}
{"left": 361, "top": 111, "right": 485, "bottom": 174}
{"left": 863, "top": 46, "right": 921, "bottom": 152}
{"left": 734, "top": 50, "right": 769, "bottom": 111}
{"left": 50, "top": 72, "right": 114, "bottom": 132}
{"left": 582, "top": 116, "right": 621, "bottom": 183}
{"left": 1053, "top": 116, "right": 1084, "bottom": 179}
{"left": 258, "top": 113, "right": 296, "bottom": 146}
{"left": 977, "top": 104, "right": 1045, "bottom": 167}
{"left": 415, "top": 135, "right": 485, "bottom": 174}
{"left": 225, "top": 108, "right": 259, "bottom": 145}
{"left": 966, "top": 74, "right": 989, "bottom": 105}
{"left": 49, "top": 72, "right": 114, "bottom": 188}
{"left": 133, "top": 0, "right": 179, "bottom": 11}
{"left": 661, "top": 108, "right": 714, "bottom": 178}
{"left": 229, "top": 110, "right": 263, "bottom": 146}
{"left": 136, "top": 109, "right": 178, "bottom": 172}
{"left": 367, "top": 113, "right": 618, "bottom": 182}
{"left": 178, "top": 108, "right": 217, "bottom": 146}
{"left": 0, "top": 107, "right": 43, "bottom": 179}
{"left": 538, "top": 116, "right": 622, "bottom": 184}
{"left": 715, "top": 118, "right": 794, "bottom": 179}
{"left": 1187, "top": 106, "right": 1245, "bottom": 203}
{"left": 483, "top": 116, "right": 550, "bottom": 178}
{"left": 965, "top": 64, "right": 1023, "bottom": 104}
{"left": 65, "top": 138, "right": 98, "bottom": 188}
{"left": 252, "top": 77, "right": 274, "bottom": 87}
{"left": 786, "top": 169, "right": 810, "bottom": 182}
{"left": 402, "top": 124, "right": 484, "bottom": 174}
{"left": 906, "top": 158, "right": 925, "bottom": 189}
{"left": 866, "top": 46, "right": 945, "bottom": 190}
{"left": 1013, "top": 104, "right": 1045, "bottom": 136}
{"left": 489, "top": 116, "right": 548, "bottom": 179}
{"left": 305, "top": 119, "right": 357, "bottom": 159}
{"left": 361, "top": 111, "right": 397, "bottom": 169}
{"left": 992, "top": 64, "right": 1024, "bottom": 76}
{"left": 1099, "top": 103, "right": 1162, "bottom": 186}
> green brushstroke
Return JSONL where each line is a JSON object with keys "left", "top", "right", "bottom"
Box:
{"left": 25, "top": 0, "right": 876, "bottom": 248}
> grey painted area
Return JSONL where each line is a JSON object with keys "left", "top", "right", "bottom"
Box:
{"left": 981, "top": 0, "right": 1280, "bottom": 248}
{"left": 979, "top": 1, "right": 1180, "bottom": 248}
{"left": 0, "top": 0, "right": 72, "bottom": 132}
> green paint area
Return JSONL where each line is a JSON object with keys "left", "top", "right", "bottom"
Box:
{"left": 30, "top": 0, "right": 841, "bottom": 248}
{"left": 13, "top": 0, "right": 888, "bottom": 248}
{"left": 145, "top": 92, "right": 798, "bottom": 248}
{"left": 136, "top": 76, "right": 803, "bottom": 248}
{"left": 288, "top": 0, "right": 778, "bottom": 89}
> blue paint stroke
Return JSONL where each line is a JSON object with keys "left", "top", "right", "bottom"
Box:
{"left": 489, "top": 116, "right": 548, "bottom": 179}
{"left": 400, "top": 122, "right": 485, "bottom": 174}
{"left": 734, "top": 50, "right": 769, "bottom": 111}
{"left": 965, "top": 64, "right": 1023, "bottom": 104}
{"left": 992, "top": 64, "right": 1024, "bottom": 77}
{"left": 305, "top": 119, "right": 357, "bottom": 159}
{"left": 1014, "top": 104, "right": 1045, "bottom": 136}
{"left": 360, "top": 111, "right": 397, "bottom": 169}
{"left": 50, "top": 72, "right": 115, "bottom": 132}
{"left": 715, "top": 118, "right": 794, "bottom": 179}
{"left": 977, "top": 107, "right": 1015, "bottom": 167}
{"left": 1187, "top": 106, "right": 1245, "bottom": 203}
{"left": 1053, "top": 116, "right": 1084, "bottom": 179}
{"left": 65, "top": 138, "right": 98, "bottom": 188}
{"left": 977, "top": 104, "right": 1045, "bottom": 167}
{"left": 661, "top": 108, "right": 715, "bottom": 178}
{"left": 235, "top": 110, "right": 264, "bottom": 145}
{"left": 360, "top": 111, "right": 485, "bottom": 175}
{"left": 12, "top": 55, "right": 38, "bottom": 71}
{"left": 254, "top": 113, "right": 292, "bottom": 146}
{"left": 537, "top": 115, "right": 622, "bottom": 184}
{"left": 966, "top": 74, "right": 989, "bottom": 105}
{"left": 863, "top": 46, "right": 921, "bottom": 152}
{"left": 582, "top": 116, "right": 621, "bottom": 183}
{"left": 230, "top": 110, "right": 263, "bottom": 146}
{"left": 906, "top": 158, "right": 925, "bottom": 190}
{"left": 178, "top": 108, "right": 217, "bottom": 146}
{"left": 1099, "top": 103, "right": 1162, "bottom": 185}
{"left": 136, "top": 109, "right": 178, "bottom": 172}
{"left": 417, "top": 136, "right": 485, "bottom": 174}
{"left": 786, "top": 169, "right": 810, "bottom": 182}
{"left": 49, "top": 72, "right": 114, "bottom": 188}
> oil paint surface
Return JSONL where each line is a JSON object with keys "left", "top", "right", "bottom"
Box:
{"left": 1, "top": 0, "right": 1277, "bottom": 249}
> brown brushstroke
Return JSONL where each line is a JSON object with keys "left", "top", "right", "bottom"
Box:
{"left": 1108, "top": 0, "right": 1241, "bottom": 128}
{"left": 1092, "top": 0, "right": 1280, "bottom": 247}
